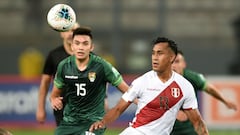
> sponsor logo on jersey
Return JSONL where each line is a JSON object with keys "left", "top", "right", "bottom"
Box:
{"left": 171, "top": 88, "right": 180, "bottom": 98}
{"left": 65, "top": 75, "right": 78, "bottom": 79}
{"left": 147, "top": 88, "right": 161, "bottom": 91}
{"left": 88, "top": 72, "right": 96, "bottom": 82}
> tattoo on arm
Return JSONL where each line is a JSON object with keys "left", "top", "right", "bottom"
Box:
{"left": 184, "top": 109, "right": 209, "bottom": 135}
{"left": 195, "top": 120, "right": 209, "bottom": 135}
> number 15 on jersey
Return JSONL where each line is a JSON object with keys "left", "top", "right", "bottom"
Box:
{"left": 75, "top": 83, "right": 86, "bottom": 96}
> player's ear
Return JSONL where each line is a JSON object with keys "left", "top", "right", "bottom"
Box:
{"left": 90, "top": 43, "right": 94, "bottom": 51}
{"left": 183, "top": 60, "right": 187, "bottom": 68}
{"left": 71, "top": 43, "right": 74, "bottom": 52}
{"left": 170, "top": 54, "right": 176, "bottom": 63}
{"left": 171, "top": 56, "right": 176, "bottom": 63}
{"left": 60, "top": 32, "right": 64, "bottom": 38}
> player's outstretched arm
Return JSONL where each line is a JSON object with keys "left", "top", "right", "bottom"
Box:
{"left": 205, "top": 83, "right": 237, "bottom": 110}
{"left": 116, "top": 81, "right": 140, "bottom": 104}
{"left": 184, "top": 109, "right": 209, "bottom": 135}
{"left": 89, "top": 98, "right": 131, "bottom": 132}
{"left": 36, "top": 74, "right": 52, "bottom": 124}
{"left": 117, "top": 80, "right": 129, "bottom": 93}
{"left": 50, "top": 85, "right": 63, "bottom": 111}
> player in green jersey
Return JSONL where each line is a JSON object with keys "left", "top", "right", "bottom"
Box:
{"left": 50, "top": 27, "right": 129, "bottom": 135}
{"left": 36, "top": 22, "right": 80, "bottom": 126}
{"left": 170, "top": 50, "right": 237, "bottom": 135}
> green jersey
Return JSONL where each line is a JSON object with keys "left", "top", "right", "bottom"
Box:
{"left": 171, "top": 69, "right": 207, "bottom": 135}
{"left": 54, "top": 53, "right": 123, "bottom": 126}
{"left": 183, "top": 69, "right": 207, "bottom": 94}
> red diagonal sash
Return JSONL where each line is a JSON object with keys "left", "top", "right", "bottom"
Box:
{"left": 133, "top": 81, "right": 183, "bottom": 128}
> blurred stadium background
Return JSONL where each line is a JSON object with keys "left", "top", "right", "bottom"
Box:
{"left": 0, "top": 0, "right": 240, "bottom": 134}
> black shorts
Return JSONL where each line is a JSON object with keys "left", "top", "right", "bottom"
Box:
{"left": 53, "top": 99, "right": 66, "bottom": 126}
{"left": 53, "top": 109, "right": 64, "bottom": 126}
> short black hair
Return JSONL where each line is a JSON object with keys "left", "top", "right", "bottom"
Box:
{"left": 72, "top": 27, "right": 93, "bottom": 39}
{"left": 177, "top": 49, "right": 184, "bottom": 56}
{"left": 152, "top": 37, "right": 178, "bottom": 55}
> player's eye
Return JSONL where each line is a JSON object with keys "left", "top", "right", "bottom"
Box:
{"left": 73, "top": 41, "right": 80, "bottom": 45}
{"left": 83, "top": 41, "right": 90, "bottom": 46}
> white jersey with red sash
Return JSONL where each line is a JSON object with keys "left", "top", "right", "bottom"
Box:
{"left": 121, "top": 70, "right": 198, "bottom": 135}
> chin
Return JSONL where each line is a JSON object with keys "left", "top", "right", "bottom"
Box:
{"left": 152, "top": 68, "right": 158, "bottom": 72}
{"left": 152, "top": 66, "right": 158, "bottom": 70}
{"left": 75, "top": 56, "right": 84, "bottom": 60}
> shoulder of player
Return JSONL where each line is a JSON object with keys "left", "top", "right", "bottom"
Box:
{"left": 90, "top": 53, "right": 111, "bottom": 66}
{"left": 57, "top": 55, "right": 73, "bottom": 67}
{"left": 183, "top": 68, "right": 202, "bottom": 77}
{"left": 183, "top": 68, "right": 206, "bottom": 82}
{"left": 174, "top": 72, "right": 193, "bottom": 87}
{"left": 132, "top": 70, "right": 154, "bottom": 83}
{"left": 47, "top": 45, "right": 65, "bottom": 56}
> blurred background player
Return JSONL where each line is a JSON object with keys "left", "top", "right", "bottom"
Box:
{"left": 36, "top": 22, "right": 80, "bottom": 125}
{"left": 171, "top": 50, "right": 237, "bottom": 135}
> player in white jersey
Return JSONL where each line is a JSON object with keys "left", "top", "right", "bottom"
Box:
{"left": 89, "top": 37, "right": 209, "bottom": 135}
{"left": 120, "top": 70, "right": 197, "bottom": 135}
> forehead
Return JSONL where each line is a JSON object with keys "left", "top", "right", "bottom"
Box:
{"left": 73, "top": 35, "right": 91, "bottom": 40}
{"left": 176, "top": 53, "right": 184, "bottom": 60}
{"left": 153, "top": 42, "right": 169, "bottom": 51}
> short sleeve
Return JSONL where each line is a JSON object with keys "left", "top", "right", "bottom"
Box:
{"left": 184, "top": 69, "right": 207, "bottom": 91}
{"left": 122, "top": 79, "right": 141, "bottom": 103}
{"left": 182, "top": 83, "right": 198, "bottom": 110}
{"left": 53, "top": 62, "right": 65, "bottom": 89}
{"left": 103, "top": 61, "right": 123, "bottom": 86}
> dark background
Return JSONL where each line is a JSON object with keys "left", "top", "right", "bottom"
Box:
{"left": 1, "top": 0, "right": 240, "bottom": 75}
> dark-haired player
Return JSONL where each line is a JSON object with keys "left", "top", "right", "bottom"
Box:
{"left": 89, "top": 37, "right": 209, "bottom": 135}
{"left": 50, "top": 27, "right": 129, "bottom": 135}
{"left": 36, "top": 23, "right": 80, "bottom": 125}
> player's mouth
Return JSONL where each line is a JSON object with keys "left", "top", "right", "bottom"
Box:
{"left": 152, "top": 62, "right": 158, "bottom": 68}
{"left": 76, "top": 52, "right": 84, "bottom": 56}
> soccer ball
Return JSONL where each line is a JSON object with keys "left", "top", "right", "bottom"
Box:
{"left": 47, "top": 4, "right": 76, "bottom": 32}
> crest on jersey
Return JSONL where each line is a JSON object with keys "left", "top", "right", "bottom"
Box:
{"left": 171, "top": 88, "right": 180, "bottom": 98}
{"left": 88, "top": 72, "right": 96, "bottom": 82}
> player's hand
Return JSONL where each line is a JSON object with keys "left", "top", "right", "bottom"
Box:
{"left": 89, "top": 120, "right": 105, "bottom": 132}
{"left": 176, "top": 110, "right": 188, "bottom": 121}
{"left": 226, "top": 100, "right": 237, "bottom": 111}
{"left": 50, "top": 97, "right": 63, "bottom": 111}
{"left": 133, "top": 98, "right": 139, "bottom": 105}
{"left": 36, "top": 107, "right": 46, "bottom": 124}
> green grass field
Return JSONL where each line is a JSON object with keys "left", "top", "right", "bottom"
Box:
{"left": 7, "top": 128, "right": 240, "bottom": 135}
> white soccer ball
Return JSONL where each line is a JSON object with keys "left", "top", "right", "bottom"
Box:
{"left": 47, "top": 4, "right": 76, "bottom": 32}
